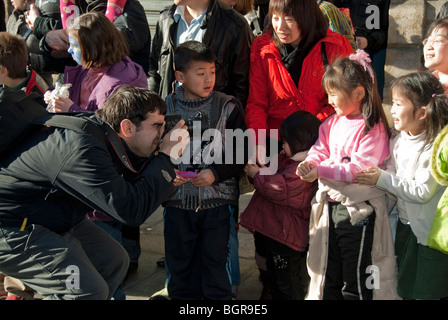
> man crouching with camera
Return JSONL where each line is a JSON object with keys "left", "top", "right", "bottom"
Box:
{"left": 0, "top": 85, "right": 189, "bottom": 299}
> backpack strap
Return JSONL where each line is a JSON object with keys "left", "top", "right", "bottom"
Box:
{"left": 33, "top": 113, "right": 141, "bottom": 174}
{"left": 209, "top": 94, "right": 225, "bottom": 129}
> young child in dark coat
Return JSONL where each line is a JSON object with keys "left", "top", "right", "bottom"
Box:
{"left": 240, "top": 110, "right": 321, "bottom": 300}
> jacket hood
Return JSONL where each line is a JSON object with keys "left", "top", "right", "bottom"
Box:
{"left": 291, "top": 150, "right": 309, "bottom": 162}
{"left": 432, "top": 123, "right": 448, "bottom": 186}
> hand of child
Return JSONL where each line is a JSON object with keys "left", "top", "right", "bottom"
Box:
{"left": 53, "top": 96, "right": 74, "bottom": 113}
{"left": 354, "top": 166, "right": 381, "bottom": 185}
{"left": 191, "top": 169, "right": 215, "bottom": 187}
{"left": 244, "top": 163, "right": 260, "bottom": 179}
{"left": 300, "top": 166, "right": 318, "bottom": 182}
{"left": 296, "top": 161, "right": 315, "bottom": 177}
{"left": 173, "top": 169, "right": 189, "bottom": 187}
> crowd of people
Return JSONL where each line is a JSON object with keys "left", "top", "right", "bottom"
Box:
{"left": 0, "top": 0, "right": 448, "bottom": 301}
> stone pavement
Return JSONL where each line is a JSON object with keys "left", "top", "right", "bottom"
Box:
{"left": 122, "top": 191, "right": 263, "bottom": 300}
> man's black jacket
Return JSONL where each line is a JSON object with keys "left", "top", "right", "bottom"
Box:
{"left": 0, "top": 115, "right": 175, "bottom": 233}
{"left": 148, "top": 0, "right": 253, "bottom": 105}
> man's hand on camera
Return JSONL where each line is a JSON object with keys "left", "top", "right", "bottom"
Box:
{"left": 158, "top": 120, "right": 190, "bottom": 160}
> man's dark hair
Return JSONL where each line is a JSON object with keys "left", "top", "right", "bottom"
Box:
{"left": 174, "top": 40, "right": 216, "bottom": 73}
{"left": 96, "top": 85, "right": 167, "bottom": 132}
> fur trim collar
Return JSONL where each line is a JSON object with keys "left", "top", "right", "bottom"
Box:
{"left": 431, "top": 124, "right": 448, "bottom": 186}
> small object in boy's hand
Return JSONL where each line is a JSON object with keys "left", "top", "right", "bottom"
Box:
{"left": 177, "top": 171, "right": 198, "bottom": 178}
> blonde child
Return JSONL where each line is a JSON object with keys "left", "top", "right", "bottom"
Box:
{"left": 296, "top": 50, "right": 391, "bottom": 300}
{"left": 355, "top": 71, "right": 448, "bottom": 300}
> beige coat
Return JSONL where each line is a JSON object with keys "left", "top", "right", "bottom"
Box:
{"left": 306, "top": 179, "right": 401, "bottom": 300}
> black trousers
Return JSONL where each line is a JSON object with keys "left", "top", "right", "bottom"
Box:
{"left": 164, "top": 205, "right": 232, "bottom": 300}
{"left": 323, "top": 202, "right": 375, "bottom": 300}
{"left": 266, "top": 237, "right": 309, "bottom": 300}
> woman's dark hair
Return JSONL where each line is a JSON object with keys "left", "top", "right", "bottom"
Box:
{"left": 280, "top": 110, "right": 321, "bottom": 155}
{"left": 267, "top": 0, "right": 328, "bottom": 49}
{"left": 68, "top": 12, "right": 129, "bottom": 69}
{"left": 96, "top": 85, "right": 167, "bottom": 132}
{"left": 391, "top": 71, "right": 448, "bottom": 148}
{"left": 322, "top": 56, "right": 390, "bottom": 138}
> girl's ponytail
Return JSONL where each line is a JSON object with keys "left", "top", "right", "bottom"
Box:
{"left": 426, "top": 92, "right": 448, "bottom": 147}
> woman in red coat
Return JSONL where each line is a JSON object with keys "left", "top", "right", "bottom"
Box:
{"left": 245, "top": 0, "right": 353, "bottom": 162}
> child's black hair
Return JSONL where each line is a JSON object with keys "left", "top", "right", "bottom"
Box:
{"left": 280, "top": 110, "right": 321, "bottom": 155}
{"left": 322, "top": 55, "right": 391, "bottom": 138}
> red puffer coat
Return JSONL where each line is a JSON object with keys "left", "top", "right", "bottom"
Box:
{"left": 240, "top": 152, "right": 318, "bottom": 252}
{"left": 245, "top": 29, "right": 353, "bottom": 144}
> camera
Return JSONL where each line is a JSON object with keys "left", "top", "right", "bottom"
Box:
{"left": 163, "top": 112, "right": 209, "bottom": 138}
{"left": 163, "top": 114, "right": 181, "bottom": 136}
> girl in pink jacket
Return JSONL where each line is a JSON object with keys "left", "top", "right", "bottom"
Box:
{"left": 297, "top": 50, "right": 390, "bottom": 300}
{"left": 240, "top": 110, "right": 321, "bottom": 300}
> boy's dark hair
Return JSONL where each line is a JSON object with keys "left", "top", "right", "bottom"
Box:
{"left": 391, "top": 71, "right": 448, "bottom": 149}
{"left": 0, "top": 32, "right": 28, "bottom": 79}
{"left": 96, "top": 85, "right": 167, "bottom": 132}
{"left": 174, "top": 40, "right": 216, "bottom": 73}
{"left": 280, "top": 110, "right": 321, "bottom": 155}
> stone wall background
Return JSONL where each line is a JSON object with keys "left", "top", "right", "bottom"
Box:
{"left": 384, "top": 0, "right": 446, "bottom": 113}
{"left": 141, "top": 0, "right": 447, "bottom": 117}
